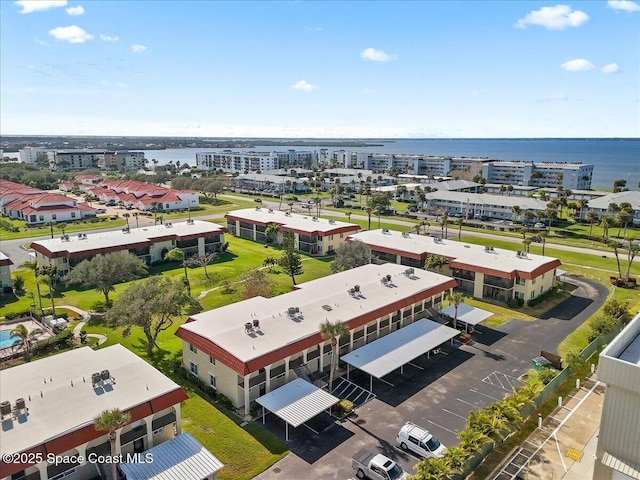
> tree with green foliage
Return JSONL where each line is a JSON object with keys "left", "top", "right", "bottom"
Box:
{"left": 625, "top": 240, "right": 638, "bottom": 284}
{"left": 241, "top": 268, "right": 274, "bottom": 299}
{"left": 330, "top": 240, "right": 371, "bottom": 273}
{"left": 608, "top": 240, "right": 624, "bottom": 280}
{"left": 10, "top": 324, "right": 42, "bottom": 362}
{"left": 262, "top": 256, "right": 277, "bottom": 273}
{"left": 94, "top": 409, "right": 132, "bottom": 480}
{"left": 279, "top": 231, "right": 304, "bottom": 285}
{"left": 565, "top": 350, "right": 587, "bottom": 373}
{"left": 588, "top": 316, "right": 620, "bottom": 342}
{"left": 600, "top": 215, "right": 613, "bottom": 240}
{"left": 67, "top": 251, "right": 148, "bottom": 304}
{"left": 265, "top": 223, "right": 281, "bottom": 243}
{"left": 38, "top": 264, "right": 58, "bottom": 314}
{"left": 585, "top": 210, "right": 598, "bottom": 236}
{"left": 603, "top": 298, "right": 630, "bottom": 321}
{"left": 19, "top": 259, "right": 43, "bottom": 314}
{"left": 106, "top": 276, "right": 196, "bottom": 356}
{"left": 413, "top": 457, "right": 454, "bottom": 480}
{"left": 364, "top": 206, "right": 373, "bottom": 230}
{"left": 164, "top": 248, "right": 191, "bottom": 295}
{"left": 447, "top": 291, "right": 467, "bottom": 330}
{"left": 424, "top": 254, "right": 449, "bottom": 273}
{"left": 320, "top": 320, "right": 349, "bottom": 392}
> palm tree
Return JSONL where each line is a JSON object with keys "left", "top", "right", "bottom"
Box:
{"left": 164, "top": 248, "right": 191, "bottom": 295}
{"left": 151, "top": 201, "right": 159, "bottom": 224}
{"left": 447, "top": 291, "right": 467, "bottom": 330}
{"left": 94, "top": 408, "right": 132, "bottom": 480}
{"left": 625, "top": 240, "right": 638, "bottom": 284}
{"left": 133, "top": 212, "right": 139, "bottom": 229}
{"left": 365, "top": 206, "right": 373, "bottom": 230}
{"left": 511, "top": 205, "right": 521, "bottom": 222}
{"left": 10, "top": 324, "right": 42, "bottom": 362}
{"left": 457, "top": 428, "right": 490, "bottom": 453}
{"left": 83, "top": 193, "right": 93, "bottom": 206}
{"left": 456, "top": 218, "right": 463, "bottom": 241}
{"left": 608, "top": 240, "right": 624, "bottom": 281}
{"left": 320, "top": 320, "right": 349, "bottom": 392}
{"left": 262, "top": 256, "right": 277, "bottom": 273}
{"left": 38, "top": 264, "right": 58, "bottom": 315}
{"left": 539, "top": 231, "right": 547, "bottom": 256}
{"left": 122, "top": 212, "right": 131, "bottom": 229}
{"left": 600, "top": 215, "right": 613, "bottom": 240}
{"left": 424, "top": 255, "right": 449, "bottom": 274}
{"left": 345, "top": 210, "right": 352, "bottom": 223}
{"left": 19, "top": 260, "right": 43, "bottom": 315}
{"left": 265, "top": 223, "right": 281, "bottom": 244}
{"left": 44, "top": 221, "right": 55, "bottom": 239}
{"left": 414, "top": 457, "right": 454, "bottom": 480}
{"left": 444, "top": 445, "right": 467, "bottom": 475}
{"left": 585, "top": 211, "right": 598, "bottom": 236}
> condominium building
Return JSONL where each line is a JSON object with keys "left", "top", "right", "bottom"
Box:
{"left": 30, "top": 220, "right": 225, "bottom": 276}
{"left": 0, "top": 345, "right": 188, "bottom": 480}
{"left": 586, "top": 191, "right": 640, "bottom": 226}
{"left": 103, "top": 150, "right": 146, "bottom": 171}
{"left": 0, "top": 180, "right": 96, "bottom": 225}
{"left": 93, "top": 180, "right": 200, "bottom": 212}
{"left": 349, "top": 229, "right": 562, "bottom": 305}
{"left": 195, "top": 151, "right": 278, "bottom": 173}
{"left": 0, "top": 252, "right": 13, "bottom": 289}
{"left": 275, "top": 150, "right": 316, "bottom": 167}
{"left": 176, "top": 263, "right": 457, "bottom": 414}
{"left": 19, "top": 147, "right": 45, "bottom": 165}
{"left": 235, "top": 173, "right": 310, "bottom": 193}
{"left": 593, "top": 311, "right": 640, "bottom": 480}
{"left": 482, "top": 161, "right": 593, "bottom": 190}
{"left": 53, "top": 149, "right": 105, "bottom": 171}
{"left": 225, "top": 208, "right": 360, "bottom": 255}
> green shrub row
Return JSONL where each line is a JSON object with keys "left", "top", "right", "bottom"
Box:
{"left": 32, "top": 329, "right": 75, "bottom": 355}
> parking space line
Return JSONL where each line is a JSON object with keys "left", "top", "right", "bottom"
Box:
{"left": 457, "top": 397, "right": 480, "bottom": 408}
{"left": 469, "top": 387, "right": 503, "bottom": 402}
{"left": 426, "top": 419, "right": 459, "bottom": 435}
{"left": 442, "top": 408, "right": 467, "bottom": 420}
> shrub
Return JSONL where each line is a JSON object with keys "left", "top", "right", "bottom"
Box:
{"left": 217, "top": 394, "right": 233, "bottom": 410}
{"left": 33, "top": 329, "right": 74, "bottom": 356}
{"left": 507, "top": 299, "right": 521, "bottom": 309}
{"left": 538, "top": 368, "right": 559, "bottom": 385}
{"left": 587, "top": 316, "right": 619, "bottom": 342}
{"left": 565, "top": 351, "right": 588, "bottom": 373}
{"left": 91, "top": 301, "right": 109, "bottom": 313}
{"left": 603, "top": 299, "right": 630, "bottom": 321}
{"left": 79, "top": 330, "right": 88, "bottom": 344}
{"left": 4, "top": 309, "right": 34, "bottom": 320}
{"left": 12, "top": 274, "right": 25, "bottom": 292}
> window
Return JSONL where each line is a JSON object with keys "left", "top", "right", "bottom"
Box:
{"left": 530, "top": 291, "right": 535, "bottom": 299}
{"left": 52, "top": 214, "right": 57, "bottom": 220}
{"left": 516, "top": 278, "right": 525, "bottom": 286}
{"left": 71, "top": 212, "right": 76, "bottom": 218}
{"left": 340, "top": 233, "right": 344, "bottom": 238}
{"left": 515, "top": 292, "right": 524, "bottom": 300}
{"left": 408, "top": 435, "right": 420, "bottom": 445}
{"left": 532, "top": 278, "right": 536, "bottom": 284}
{"left": 39, "top": 215, "right": 44, "bottom": 221}
{"left": 209, "top": 374, "right": 216, "bottom": 388}
{"left": 209, "top": 356, "right": 215, "bottom": 365}
{"left": 189, "top": 344, "right": 197, "bottom": 354}
{"left": 189, "top": 361, "right": 198, "bottom": 375}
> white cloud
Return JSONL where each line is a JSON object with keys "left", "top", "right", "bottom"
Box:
{"left": 363, "top": 88, "right": 374, "bottom": 94}
{"left": 561, "top": 58, "right": 594, "bottom": 71}
{"left": 602, "top": 63, "right": 620, "bottom": 73}
{"left": 15, "top": 0, "right": 66, "bottom": 13}
{"left": 131, "top": 44, "right": 147, "bottom": 53}
{"left": 470, "top": 90, "right": 480, "bottom": 96}
{"left": 48, "top": 25, "right": 93, "bottom": 43}
{"left": 66, "top": 5, "right": 84, "bottom": 15}
{"left": 608, "top": 0, "right": 640, "bottom": 12}
{"left": 305, "top": 26, "right": 323, "bottom": 32}
{"left": 100, "top": 34, "right": 119, "bottom": 42}
{"left": 539, "top": 94, "right": 569, "bottom": 102}
{"left": 516, "top": 5, "right": 589, "bottom": 29}
{"left": 361, "top": 47, "right": 395, "bottom": 62}
{"left": 292, "top": 80, "right": 317, "bottom": 91}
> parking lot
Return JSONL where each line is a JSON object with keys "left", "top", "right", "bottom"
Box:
{"left": 253, "top": 277, "right": 607, "bottom": 480}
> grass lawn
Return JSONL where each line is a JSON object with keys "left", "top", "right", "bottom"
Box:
{"left": 321, "top": 213, "right": 415, "bottom": 233}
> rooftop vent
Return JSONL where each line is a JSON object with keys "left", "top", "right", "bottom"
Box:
{"left": 287, "top": 306, "right": 300, "bottom": 317}
{"left": 255, "top": 206, "right": 261, "bottom": 211}
{"left": 404, "top": 268, "right": 414, "bottom": 276}
{"left": 484, "top": 246, "right": 495, "bottom": 252}
{"left": 386, "top": 274, "right": 392, "bottom": 281}
{"left": 122, "top": 227, "right": 130, "bottom": 234}
{"left": 285, "top": 211, "right": 291, "bottom": 216}
{"left": 328, "top": 219, "right": 335, "bottom": 224}
{"left": 268, "top": 208, "right": 273, "bottom": 213}
{"left": 312, "top": 216, "right": 318, "bottom": 221}
{"left": 322, "top": 304, "right": 332, "bottom": 311}
{"left": 354, "top": 285, "right": 360, "bottom": 292}
{"left": 382, "top": 228, "right": 389, "bottom": 233}
{"left": 517, "top": 251, "right": 528, "bottom": 258}
{"left": 402, "top": 232, "right": 410, "bottom": 238}
{"left": 166, "top": 222, "right": 173, "bottom": 227}
{"left": 186, "top": 219, "right": 194, "bottom": 225}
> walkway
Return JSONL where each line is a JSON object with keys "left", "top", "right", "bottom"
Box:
{"left": 63, "top": 305, "right": 107, "bottom": 346}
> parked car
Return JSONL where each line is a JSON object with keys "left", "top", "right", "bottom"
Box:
{"left": 254, "top": 198, "right": 262, "bottom": 203}
{"left": 396, "top": 422, "right": 447, "bottom": 459}
{"left": 534, "top": 222, "right": 545, "bottom": 228}
{"left": 95, "top": 208, "right": 107, "bottom": 214}
{"left": 352, "top": 449, "right": 409, "bottom": 480}
{"left": 407, "top": 206, "right": 418, "bottom": 213}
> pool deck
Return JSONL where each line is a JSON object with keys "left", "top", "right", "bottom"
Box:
{"left": 0, "top": 319, "right": 52, "bottom": 359}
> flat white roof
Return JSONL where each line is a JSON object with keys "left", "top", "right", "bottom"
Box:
{"left": 0, "top": 345, "right": 183, "bottom": 455}
{"left": 226, "top": 208, "right": 360, "bottom": 234}
{"left": 256, "top": 378, "right": 339, "bottom": 427}
{"left": 341, "top": 319, "right": 460, "bottom": 379}
{"left": 589, "top": 191, "right": 640, "bottom": 211}
{"left": 31, "top": 220, "right": 223, "bottom": 255}
{"left": 120, "top": 433, "right": 224, "bottom": 480}
{"left": 439, "top": 303, "right": 493, "bottom": 326}
{"left": 180, "top": 264, "right": 455, "bottom": 364}
{"left": 423, "top": 190, "right": 548, "bottom": 209}
{"left": 349, "top": 229, "right": 560, "bottom": 276}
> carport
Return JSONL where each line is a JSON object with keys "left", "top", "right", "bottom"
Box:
{"left": 256, "top": 378, "right": 339, "bottom": 441}
{"left": 340, "top": 319, "right": 460, "bottom": 392}
{"left": 439, "top": 303, "right": 493, "bottom": 333}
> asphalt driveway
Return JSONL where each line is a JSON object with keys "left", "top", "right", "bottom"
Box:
{"left": 253, "top": 276, "right": 607, "bottom": 480}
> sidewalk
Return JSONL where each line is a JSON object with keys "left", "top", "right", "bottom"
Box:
{"left": 492, "top": 375, "right": 604, "bottom": 480}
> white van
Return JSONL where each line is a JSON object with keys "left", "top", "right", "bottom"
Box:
{"left": 396, "top": 422, "right": 447, "bottom": 458}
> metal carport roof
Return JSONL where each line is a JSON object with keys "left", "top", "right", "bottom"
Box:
{"left": 440, "top": 303, "right": 493, "bottom": 326}
{"left": 119, "top": 433, "right": 224, "bottom": 480}
{"left": 256, "top": 378, "right": 339, "bottom": 440}
{"left": 341, "top": 319, "right": 459, "bottom": 380}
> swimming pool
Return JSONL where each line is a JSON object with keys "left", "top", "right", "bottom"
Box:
{"left": 0, "top": 330, "right": 19, "bottom": 349}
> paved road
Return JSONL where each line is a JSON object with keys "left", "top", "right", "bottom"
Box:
{"left": 253, "top": 276, "right": 607, "bottom": 480}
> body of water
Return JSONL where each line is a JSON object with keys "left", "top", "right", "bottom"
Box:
{"left": 142, "top": 138, "right": 637, "bottom": 191}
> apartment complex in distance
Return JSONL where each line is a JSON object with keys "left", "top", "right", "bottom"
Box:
{"left": 225, "top": 207, "right": 360, "bottom": 255}
{"left": 0, "top": 345, "right": 188, "bottom": 480}
{"left": 103, "top": 150, "right": 146, "bottom": 171}
{"left": 196, "top": 151, "right": 278, "bottom": 173}
{"left": 176, "top": 263, "right": 457, "bottom": 414}
{"left": 349, "top": 229, "right": 562, "bottom": 305}
{"left": 30, "top": 220, "right": 225, "bottom": 276}
{"left": 53, "top": 149, "right": 105, "bottom": 171}
{"left": 0, "top": 180, "right": 96, "bottom": 225}
{"left": 482, "top": 161, "right": 593, "bottom": 190}
{"left": 593, "top": 311, "right": 640, "bottom": 480}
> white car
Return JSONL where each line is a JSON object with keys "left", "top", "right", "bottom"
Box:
{"left": 396, "top": 422, "right": 447, "bottom": 458}
{"left": 534, "top": 222, "right": 545, "bottom": 228}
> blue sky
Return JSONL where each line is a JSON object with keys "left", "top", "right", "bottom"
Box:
{"left": 1, "top": 0, "right": 639, "bottom": 138}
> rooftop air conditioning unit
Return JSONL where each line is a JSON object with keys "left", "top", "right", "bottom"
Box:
{"left": 285, "top": 211, "right": 291, "bottom": 216}
{"left": 354, "top": 285, "right": 360, "bottom": 292}
{"left": 382, "top": 228, "right": 389, "bottom": 233}
{"left": 252, "top": 319, "right": 260, "bottom": 330}
{"left": 329, "top": 219, "right": 335, "bottom": 224}
{"left": 268, "top": 209, "right": 273, "bottom": 213}
{"left": 244, "top": 322, "right": 254, "bottom": 334}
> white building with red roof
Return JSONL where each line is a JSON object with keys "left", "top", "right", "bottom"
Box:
{"left": 1, "top": 180, "right": 96, "bottom": 225}
{"left": 93, "top": 180, "right": 199, "bottom": 212}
